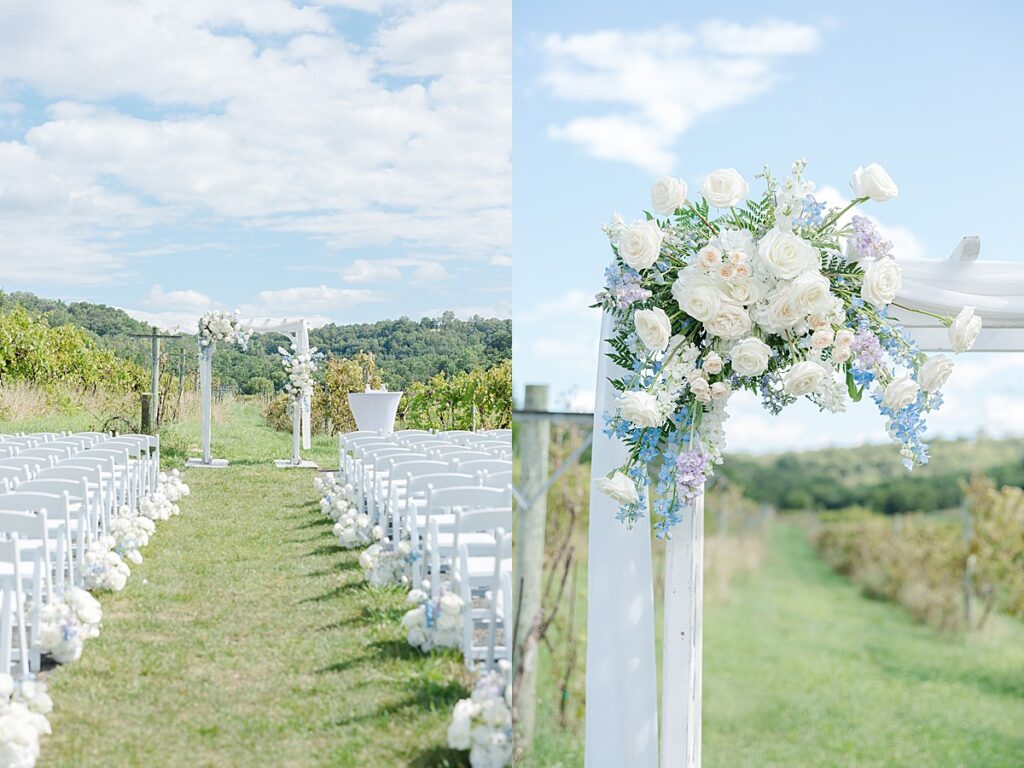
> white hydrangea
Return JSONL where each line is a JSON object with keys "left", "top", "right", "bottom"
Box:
{"left": 402, "top": 589, "right": 464, "bottom": 652}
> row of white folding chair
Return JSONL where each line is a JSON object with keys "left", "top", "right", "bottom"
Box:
{"left": 453, "top": 518, "right": 512, "bottom": 671}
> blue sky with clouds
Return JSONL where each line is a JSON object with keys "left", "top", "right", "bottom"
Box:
{"left": 0, "top": 0, "right": 510, "bottom": 330}
{"left": 513, "top": 1, "right": 1024, "bottom": 451}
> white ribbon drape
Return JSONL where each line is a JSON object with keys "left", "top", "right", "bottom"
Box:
{"left": 585, "top": 311, "right": 659, "bottom": 768}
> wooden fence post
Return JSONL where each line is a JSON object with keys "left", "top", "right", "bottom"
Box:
{"left": 513, "top": 384, "right": 550, "bottom": 755}
{"left": 140, "top": 393, "right": 152, "bottom": 435}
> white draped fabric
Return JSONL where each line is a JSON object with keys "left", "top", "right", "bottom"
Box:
{"left": 584, "top": 256, "right": 1024, "bottom": 768}
{"left": 585, "top": 312, "right": 659, "bottom": 768}
{"left": 241, "top": 318, "right": 313, "bottom": 452}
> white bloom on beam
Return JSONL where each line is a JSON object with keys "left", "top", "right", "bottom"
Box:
{"left": 634, "top": 307, "right": 672, "bottom": 352}
{"left": 918, "top": 354, "right": 953, "bottom": 393}
{"left": 617, "top": 390, "right": 662, "bottom": 428}
{"left": 852, "top": 163, "right": 898, "bottom": 202}
{"left": 949, "top": 306, "right": 983, "bottom": 353}
{"left": 860, "top": 258, "right": 903, "bottom": 308}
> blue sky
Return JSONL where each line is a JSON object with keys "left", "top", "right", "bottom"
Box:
{"left": 513, "top": 1, "right": 1024, "bottom": 450}
{"left": 0, "top": 0, "right": 510, "bottom": 329}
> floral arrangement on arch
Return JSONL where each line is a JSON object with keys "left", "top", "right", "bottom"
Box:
{"left": 446, "top": 662, "right": 513, "bottom": 768}
{"left": 402, "top": 588, "right": 464, "bottom": 652}
{"left": 198, "top": 310, "right": 252, "bottom": 350}
{"left": 358, "top": 538, "right": 414, "bottom": 588}
{"left": 596, "top": 161, "right": 982, "bottom": 535}
{"left": 278, "top": 344, "right": 321, "bottom": 398}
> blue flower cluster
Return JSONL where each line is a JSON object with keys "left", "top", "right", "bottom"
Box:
{"left": 595, "top": 262, "right": 652, "bottom": 310}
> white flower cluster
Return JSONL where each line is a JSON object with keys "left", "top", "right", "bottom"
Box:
{"left": 401, "top": 589, "right": 464, "bottom": 652}
{"left": 82, "top": 536, "right": 131, "bottom": 592}
{"left": 313, "top": 474, "right": 383, "bottom": 548}
{"left": 314, "top": 474, "right": 357, "bottom": 521}
{"left": 447, "top": 663, "right": 513, "bottom": 768}
{"left": 109, "top": 505, "right": 156, "bottom": 565}
{"left": 140, "top": 471, "right": 190, "bottom": 521}
{"left": 278, "top": 345, "right": 319, "bottom": 398}
{"left": 198, "top": 311, "right": 252, "bottom": 349}
{"left": 0, "top": 676, "right": 52, "bottom": 768}
{"left": 35, "top": 588, "right": 103, "bottom": 665}
{"left": 358, "top": 539, "right": 413, "bottom": 588}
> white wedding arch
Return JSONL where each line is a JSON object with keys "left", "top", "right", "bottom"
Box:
{"left": 585, "top": 242, "right": 1024, "bottom": 768}
{"left": 187, "top": 316, "right": 314, "bottom": 469}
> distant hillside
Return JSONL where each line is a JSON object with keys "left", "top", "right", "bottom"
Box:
{"left": 0, "top": 290, "right": 511, "bottom": 393}
{"left": 720, "top": 437, "right": 1024, "bottom": 514}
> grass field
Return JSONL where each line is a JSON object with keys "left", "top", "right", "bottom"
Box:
{"left": 1, "top": 400, "right": 470, "bottom": 767}
{"left": 529, "top": 522, "right": 1024, "bottom": 768}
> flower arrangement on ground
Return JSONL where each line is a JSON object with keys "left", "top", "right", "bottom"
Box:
{"left": 358, "top": 538, "right": 413, "bottom": 588}
{"left": 314, "top": 474, "right": 360, "bottom": 522}
{"left": 596, "top": 161, "right": 982, "bottom": 535}
{"left": 109, "top": 505, "right": 156, "bottom": 565}
{"left": 402, "top": 588, "right": 464, "bottom": 652}
{"left": 278, "top": 344, "right": 321, "bottom": 398}
{"left": 82, "top": 536, "right": 131, "bottom": 592}
{"left": 140, "top": 471, "right": 190, "bottom": 521}
{"left": 35, "top": 589, "right": 102, "bottom": 665}
{"left": 158, "top": 470, "right": 191, "bottom": 504}
{"left": 0, "top": 674, "right": 52, "bottom": 768}
{"left": 198, "top": 310, "right": 252, "bottom": 350}
{"left": 333, "top": 512, "right": 383, "bottom": 550}
{"left": 447, "top": 663, "right": 512, "bottom": 768}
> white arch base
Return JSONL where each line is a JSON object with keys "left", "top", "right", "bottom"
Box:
{"left": 585, "top": 245, "right": 1024, "bottom": 768}
{"left": 275, "top": 398, "right": 318, "bottom": 468}
{"left": 188, "top": 344, "right": 230, "bottom": 468}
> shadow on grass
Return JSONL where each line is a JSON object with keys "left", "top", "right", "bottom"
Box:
{"left": 408, "top": 747, "right": 470, "bottom": 768}
{"left": 297, "top": 516, "right": 334, "bottom": 530}
{"left": 307, "top": 544, "right": 342, "bottom": 557}
{"left": 316, "top": 638, "right": 424, "bottom": 675}
{"left": 331, "top": 677, "right": 469, "bottom": 728}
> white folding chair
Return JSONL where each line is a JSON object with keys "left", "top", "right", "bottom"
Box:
{"left": 18, "top": 478, "right": 97, "bottom": 544}
{"left": 433, "top": 506, "right": 511, "bottom": 600}
{"left": 0, "top": 537, "right": 33, "bottom": 676}
{"left": 457, "top": 528, "right": 512, "bottom": 670}
{"left": 454, "top": 459, "right": 512, "bottom": 476}
{"left": 53, "top": 457, "right": 117, "bottom": 532}
{"left": 0, "top": 492, "right": 80, "bottom": 591}
{"left": 480, "top": 470, "right": 513, "bottom": 489}
{"left": 0, "top": 457, "right": 53, "bottom": 479}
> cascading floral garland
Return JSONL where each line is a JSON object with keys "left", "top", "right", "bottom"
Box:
{"left": 198, "top": 310, "right": 252, "bottom": 350}
{"left": 277, "top": 344, "right": 321, "bottom": 398}
{"left": 596, "top": 161, "right": 983, "bottom": 536}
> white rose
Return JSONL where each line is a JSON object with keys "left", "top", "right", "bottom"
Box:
{"left": 835, "top": 329, "right": 855, "bottom": 347}
{"left": 758, "top": 228, "right": 820, "bottom": 280}
{"left": 730, "top": 337, "right": 772, "bottom": 377}
{"left": 634, "top": 307, "right": 672, "bottom": 352}
{"left": 882, "top": 375, "right": 920, "bottom": 411}
{"left": 810, "top": 327, "right": 835, "bottom": 350}
{"left": 700, "top": 168, "right": 748, "bottom": 208}
{"left": 697, "top": 246, "right": 722, "bottom": 269}
{"left": 949, "top": 306, "right": 982, "bottom": 353}
{"left": 758, "top": 286, "right": 802, "bottom": 332}
{"left": 918, "top": 354, "right": 953, "bottom": 393}
{"left": 833, "top": 346, "right": 852, "bottom": 364}
{"left": 617, "top": 390, "right": 662, "bottom": 428}
{"left": 597, "top": 472, "right": 639, "bottom": 506}
{"left": 672, "top": 272, "right": 722, "bottom": 322}
{"left": 782, "top": 360, "right": 827, "bottom": 396}
{"left": 721, "top": 278, "right": 764, "bottom": 306}
{"left": 852, "top": 163, "right": 898, "bottom": 202}
{"left": 650, "top": 176, "right": 688, "bottom": 215}
{"left": 702, "top": 352, "right": 723, "bottom": 374}
{"left": 861, "top": 258, "right": 902, "bottom": 308}
{"left": 710, "top": 381, "right": 731, "bottom": 400}
{"left": 704, "top": 303, "right": 752, "bottom": 340}
{"left": 689, "top": 377, "right": 711, "bottom": 403}
{"left": 617, "top": 220, "right": 664, "bottom": 270}
{"left": 789, "top": 271, "right": 833, "bottom": 315}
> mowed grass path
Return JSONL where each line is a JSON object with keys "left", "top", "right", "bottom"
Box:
{"left": 17, "top": 402, "right": 469, "bottom": 767}
{"left": 531, "top": 523, "right": 1024, "bottom": 767}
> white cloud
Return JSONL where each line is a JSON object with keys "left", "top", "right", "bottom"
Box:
{"left": 540, "top": 20, "right": 821, "bottom": 172}
{"left": 413, "top": 262, "right": 446, "bottom": 282}
{"left": 490, "top": 254, "right": 512, "bottom": 266}
{"left": 143, "top": 284, "right": 213, "bottom": 312}
{"left": 339, "top": 259, "right": 403, "bottom": 284}
{"left": 0, "top": 0, "right": 510, "bottom": 283}
{"left": 815, "top": 185, "right": 925, "bottom": 260}
{"left": 248, "top": 285, "right": 381, "bottom": 314}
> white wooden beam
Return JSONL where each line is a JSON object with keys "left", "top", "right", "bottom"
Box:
{"left": 948, "top": 236, "right": 980, "bottom": 262}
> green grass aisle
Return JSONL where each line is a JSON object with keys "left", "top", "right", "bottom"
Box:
{"left": 25, "top": 403, "right": 469, "bottom": 767}
{"left": 530, "top": 522, "right": 1024, "bottom": 767}
{"left": 705, "top": 523, "right": 1024, "bottom": 767}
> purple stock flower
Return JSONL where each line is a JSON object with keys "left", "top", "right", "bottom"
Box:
{"left": 847, "top": 216, "right": 893, "bottom": 262}
{"left": 675, "top": 448, "right": 708, "bottom": 503}
{"left": 851, "top": 330, "right": 885, "bottom": 372}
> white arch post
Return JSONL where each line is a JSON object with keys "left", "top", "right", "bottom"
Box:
{"left": 242, "top": 318, "right": 317, "bottom": 469}
{"left": 585, "top": 241, "right": 1024, "bottom": 768}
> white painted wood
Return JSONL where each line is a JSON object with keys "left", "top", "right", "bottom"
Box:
{"left": 199, "top": 344, "right": 213, "bottom": 465}
{"left": 948, "top": 236, "right": 980, "bottom": 261}
{"left": 661, "top": 488, "right": 704, "bottom": 768}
